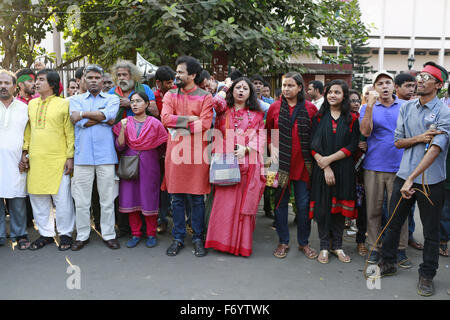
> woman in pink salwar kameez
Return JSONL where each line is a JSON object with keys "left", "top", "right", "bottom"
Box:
{"left": 205, "top": 77, "right": 266, "bottom": 257}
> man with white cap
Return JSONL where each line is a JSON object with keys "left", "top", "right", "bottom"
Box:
{"left": 359, "top": 71, "right": 411, "bottom": 268}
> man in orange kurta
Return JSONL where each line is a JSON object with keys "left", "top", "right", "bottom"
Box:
{"left": 161, "top": 56, "right": 213, "bottom": 257}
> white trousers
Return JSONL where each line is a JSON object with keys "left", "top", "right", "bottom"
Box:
{"left": 72, "top": 165, "right": 116, "bottom": 241}
{"left": 29, "top": 174, "right": 75, "bottom": 237}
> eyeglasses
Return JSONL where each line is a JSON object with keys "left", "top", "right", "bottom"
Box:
{"left": 416, "top": 73, "right": 436, "bottom": 82}
{"left": 350, "top": 99, "right": 361, "bottom": 104}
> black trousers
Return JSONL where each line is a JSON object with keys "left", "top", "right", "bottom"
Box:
{"left": 381, "top": 177, "right": 445, "bottom": 278}
{"left": 317, "top": 214, "right": 345, "bottom": 250}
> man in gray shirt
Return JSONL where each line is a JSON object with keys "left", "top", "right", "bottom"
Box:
{"left": 377, "top": 62, "right": 450, "bottom": 297}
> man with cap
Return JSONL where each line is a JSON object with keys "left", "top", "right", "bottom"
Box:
{"left": 377, "top": 62, "right": 450, "bottom": 296}
{"left": 360, "top": 71, "right": 411, "bottom": 268}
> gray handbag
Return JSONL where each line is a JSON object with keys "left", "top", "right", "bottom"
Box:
{"left": 117, "top": 151, "right": 140, "bottom": 180}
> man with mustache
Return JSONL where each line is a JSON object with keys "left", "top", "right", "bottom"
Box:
{"left": 0, "top": 70, "right": 30, "bottom": 249}
{"left": 69, "top": 65, "right": 120, "bottom": 251}
{"left": 108, "top": 59, "right": 158, "bottom": 123}
{"left": 377, "top": 62, "right": 450, "bottom": 296}
{"left": 360, "top": 71, "right": 411, "bottom": 268}
{"left": 161, "top": 56, "right": 213, "bottom": 257}
{"left": 20, "top": 69, "right": 75, "bottom": 251}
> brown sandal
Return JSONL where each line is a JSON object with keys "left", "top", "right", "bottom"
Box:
{"left": 273, "top": 244, "right": 289, "bottom": 259}
{"left": 298, "top": 245, "right": 318, "bottom": 259}
{"left": 357, "top": 243, "right": 368, "bottom": 256}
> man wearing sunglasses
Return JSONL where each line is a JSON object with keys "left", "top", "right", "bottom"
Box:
{"left": 378, "top": 62, "right": 450, "bottom": 297}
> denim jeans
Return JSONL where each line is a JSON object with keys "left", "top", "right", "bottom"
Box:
{"left": 158, "top": 190, "right": 170, "bottom": 225}
{"left": 274, "top": 180, "right": 311, "bottom": 246}
{"left": 0, "top": 198, "right": 27, "bottom": 240}
{"left": 381, "top": 177, "right": 444, "bottom": 279}
{"left": 440, "top": 189, "right": 450, "bottom": 242}
{"left": 171, "top": 193, "right": 205, "bottom": 243}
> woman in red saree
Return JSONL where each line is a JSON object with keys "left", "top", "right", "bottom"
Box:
{"left": 205, "top": 77, "right": 266, "bottom": 257}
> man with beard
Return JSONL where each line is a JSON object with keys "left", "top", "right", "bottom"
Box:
{"left": 360, "top": 71, "right": 411, "bottom": 268}
{"left": 15, "top": 68, "right": 38, "bottom": 105}
{"left": 69, "top": 65, "right": 120, "bottom": 250}
{"left": 378, "top": 62, "right": 450, "bottom": 297}
{"left": 161, "top": 56, "right": 213, "bottom": 257}
{"left": 109, "top": 59, "right": 158, "bottom": 123}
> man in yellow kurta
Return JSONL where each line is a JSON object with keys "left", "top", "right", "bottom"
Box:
{"left": 20, "top": 69, "right": 75, "bottom": 251}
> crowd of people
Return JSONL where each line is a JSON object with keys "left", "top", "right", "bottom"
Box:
{"left": 0, "top": 55, "right": 449, "bottom": 297}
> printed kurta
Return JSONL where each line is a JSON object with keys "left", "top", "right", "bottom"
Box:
{"left": 161, "top": 86, "right": 213, "bottom": 195}
{"left": 23, "top": 95, "right": 74, "bottom": 195}
{"left": 205, "top": 96, "right": 266, "bottom": 256}
{"left": 0, "top": 99, "right": 29, "bottom": 198}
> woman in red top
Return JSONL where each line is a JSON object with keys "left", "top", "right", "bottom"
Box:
{"left": 266, "top": 72, "right": 318, "bottom": 259}
{"left": 310, "top": 79, "right": 360, "bottom": 264}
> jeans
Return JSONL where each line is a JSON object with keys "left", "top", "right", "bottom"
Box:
{"left": 171, "top": 193, "right": 205, "bottom": 243}
{"left": 0, "top": 198, "right": 27, "bottom": 240}
{"left": 381, "top": 177, "right": 444, "bottom": 279}
{"left": 440, "top": 189, "right": 450, "bottom": 242}
{"left": 274, "top": 180, "right": 311, "bottom": 246}
{"left": 356, "top": 195, "right": 367, "bottom": 244}
{"left": 158, "top": 190, "right": 170, "bottom": 225}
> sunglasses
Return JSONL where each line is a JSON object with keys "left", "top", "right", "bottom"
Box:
{"left": 416, "top": 73, "right": 437, "bottom": 82}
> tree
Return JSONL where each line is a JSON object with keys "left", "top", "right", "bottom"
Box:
{"left": 54, "top": 0, "right": 370, "bottom": 75}
{"left": 0, "top": 0, "right": 69, "bottom": 70}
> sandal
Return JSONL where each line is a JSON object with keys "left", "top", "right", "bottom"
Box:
{"left": 317, "top": 250, "right": 329, "bottom": 264}
{"left": 273, "top": 244, "right": 289, "bottom": 259}
{"left": 357, "top": 243, "right": 368, "bottom": 256}
{"left": 58, "top": 235, "right": 73, "bottom": 251}
{"left": 409, "top": 239, "right": 424, "bottom": 250}
{"left": 29, "top": 236, "right": 54, "bottom": 251}
{"left": 331, "top": 249, "right": 351, "bottom": 263}
{"left": 298, "top": 245, "right": 318, "bottom": 259}
{"left": 439, "top": 242, "right": 449, "bottom": 257}
{"left": 16, "top": 236, "right": 31, "bottom": 250}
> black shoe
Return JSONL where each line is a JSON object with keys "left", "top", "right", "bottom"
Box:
{"left": 417, "top": 276, "right": 434, "bottom": 296}
{"left": 192, "top": 240, "right": 207, "bottom": 257}
{"left": 167, "top": 240, "right": 184, "bottom": 256}
{"left": 378, "top": 260, "right": 397, "bottom": 277}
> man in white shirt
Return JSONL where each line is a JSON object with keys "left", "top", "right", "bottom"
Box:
{"left": 0, "top": 70, "right": 30, "bottom": 249}
{"left": 307, "top": 80, "right": 324, "bottom": 110}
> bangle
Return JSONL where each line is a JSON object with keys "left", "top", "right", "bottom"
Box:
{"left": 80, "top": 111, "right": 83, "bottom": 119}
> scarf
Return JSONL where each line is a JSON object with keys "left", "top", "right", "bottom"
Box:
{"left": 113, "top": 116, "right": 167, "bottom": 151}
{"left": 277, "top": 97, "right": 312, "bottom": 189}
{"left": 113, "top": 83, "right": 146, "bottom": 124}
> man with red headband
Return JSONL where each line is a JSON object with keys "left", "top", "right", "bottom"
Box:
{"left": 15, "top": 68, "right": 38, "bottom": 105}
{"left": 377, "top": 62, "right": 450, "bottom": 297}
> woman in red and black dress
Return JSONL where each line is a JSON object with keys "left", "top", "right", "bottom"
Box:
{"left": 309, "top": 79, "right": 360, "bottom": 264}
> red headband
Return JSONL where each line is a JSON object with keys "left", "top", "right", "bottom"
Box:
{"left": 422, "top": 65, "right": 444, "bottom": 83}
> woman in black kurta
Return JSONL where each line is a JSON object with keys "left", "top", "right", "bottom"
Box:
{"left": 309, "top": 80, "right": 360, "bottom": 264}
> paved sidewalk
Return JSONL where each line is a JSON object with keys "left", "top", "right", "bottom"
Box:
{"left": 0, "top": 204, "right": 449, "bottom": 300}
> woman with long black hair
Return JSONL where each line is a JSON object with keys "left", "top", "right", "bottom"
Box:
{"left": 309, "top": 79, "right": 360, "bottom": 264}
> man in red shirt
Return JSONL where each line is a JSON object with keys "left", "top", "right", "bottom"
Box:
{"left": 266, "top": 72, "right": 318, "bottom": 260}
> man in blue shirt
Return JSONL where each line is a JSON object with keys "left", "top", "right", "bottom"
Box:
{"left": 378, "top": 62, "right": 450, "bottom": 297}
{"left": 108, "top": 59, "right": 158, "bottom": 122}
{"left": 69, "top": 65, "right": 121, "bottom": 251}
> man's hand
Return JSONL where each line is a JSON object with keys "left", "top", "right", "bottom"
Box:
{"left": 70, "top": 111, "right": 82, "bottom": 124}
{"left": 324, "top": 166, "right": 335, "bottom": 186}
{"left": 358, "top": 141, "right": 368, "bottom": 152}
{"left": 19, "top": 151, "right": 29, "bottom": 173}
{"left": 64, "top": 158, "right": 74, "bottom": 175}
{"left": 367, "top": 91, "right": 379, "bottom": 108}
{"left": 417, "top": 128, "right": 444, "bottom": 144}
{"left": 119, "top": 97, "right": 131, "bottom": 108}
{"left": 400, "top": 178, "right": 415, "bottom": 199}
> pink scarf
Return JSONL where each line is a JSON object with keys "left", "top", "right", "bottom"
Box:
{"left": 113, "top": 116, "right": 168, "bottom": 150}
